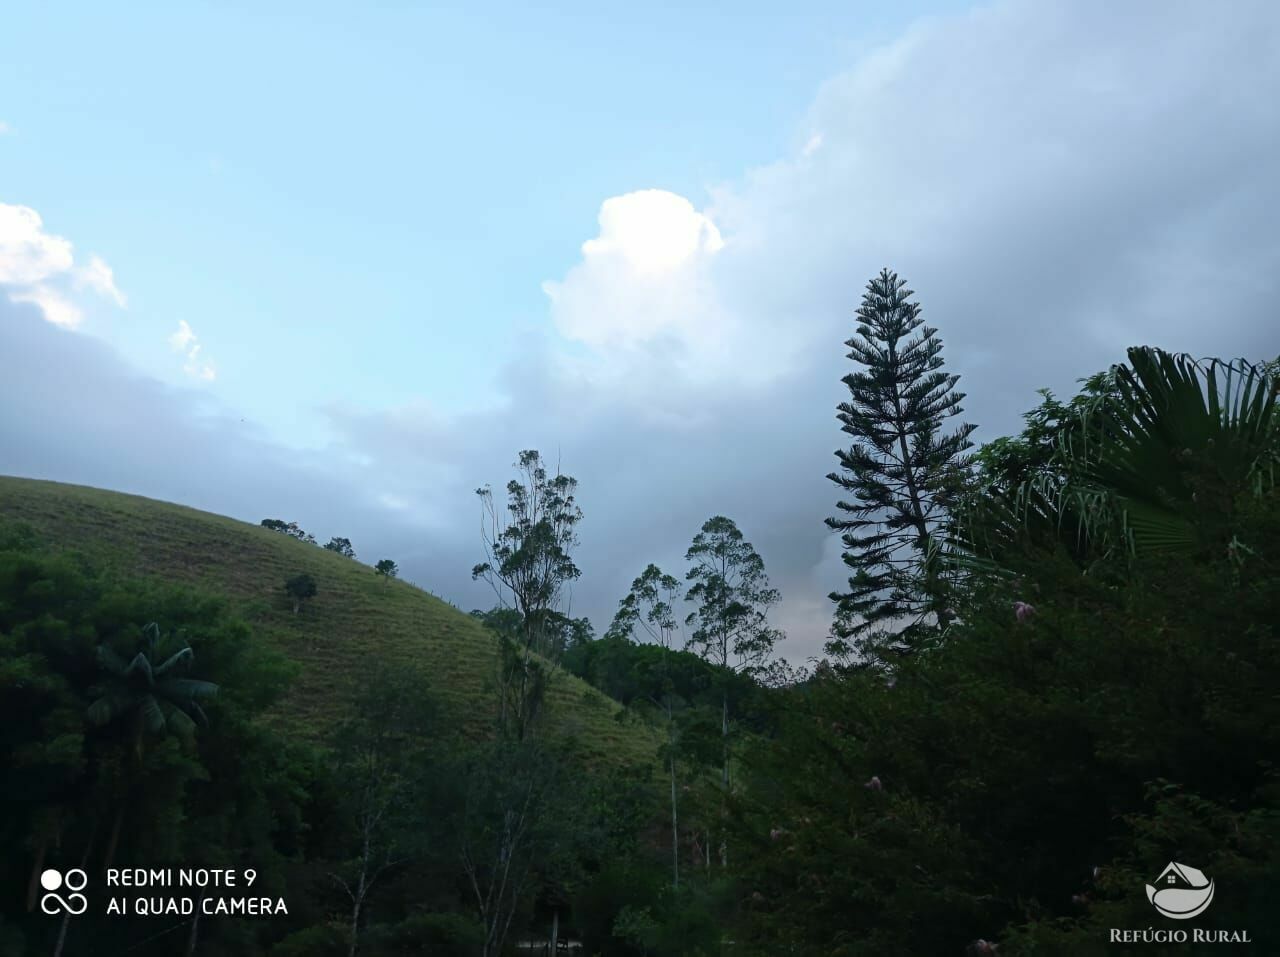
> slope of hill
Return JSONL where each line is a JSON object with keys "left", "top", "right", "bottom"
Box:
{"left": 0, "top": 475, "right": 656, "bottom": 768}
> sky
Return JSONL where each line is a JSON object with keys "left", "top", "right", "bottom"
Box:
{"left": 1, "top": 0, "right": 1276, "bottom": 662}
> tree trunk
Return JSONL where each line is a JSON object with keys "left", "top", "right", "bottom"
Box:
{"left": 549, "top": 907, "right": 559, "bottom": 954}
{"left": 185, "top": 898, "right": 202, "bottom": 957}
{"left": 52, "top": 823, "right": 95, "bottom": 957}
{"left": 26, "top": 836, "right": 48, "bottom": 911}
{"left": 105, "top": 716, "right": 145, "bottom": 873}
{"left": 103, "top": 802, "right": 125, "bottom": 872}
{"left": 670, "top": 756, "right": 680, "bottom": 889}
{"left": 720, "top": 690, "right": 729, "bottom": 869}
{"left": 51, "top": 917, "right": 69, "bottom": 957}
{"left": 348, "top": 856, "right": 367, "bottom": 957}
{"left": 348, "top": 895, "right": 362, "bottom": 957}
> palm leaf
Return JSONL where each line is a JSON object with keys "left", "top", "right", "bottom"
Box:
{"left": 123, "top": 651, "right": 155, "bottom": 686}
{"left": 958, "top": 348, "right": 1277, "bottom": 566}
{"left": 156, "top": 678, "right": 219, "bottom": 699}
{"left": 154, "top": 646, "right": 194, "bottom": 678}
{"left": 87, "top": 690, "right": 142, "bottom": 726}
{"left": 140, "top": 695, "right": 166, "bottom": 733}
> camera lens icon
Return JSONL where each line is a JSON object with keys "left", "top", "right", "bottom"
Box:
{"left": 40, "top": 869, "right": 88, "bottom": 916}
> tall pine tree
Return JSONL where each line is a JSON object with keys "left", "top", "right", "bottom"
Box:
{"left": 826, "top": 268, "right": 975, "bottom": 658}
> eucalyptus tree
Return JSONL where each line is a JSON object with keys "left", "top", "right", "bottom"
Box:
{"left": 472, "top": 449, "right": 583, "bottom": 740}
{"left": 607, "top": 563, "right": 686, "bottom": 887}
{"left": 465, "top": 450, "right": 584, "bottom": 953}
{"left": 684, "top": 516, "right": 781, "bottom": 868}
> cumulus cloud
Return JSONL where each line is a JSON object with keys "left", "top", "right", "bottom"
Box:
{"left": 0, "top": 203, "right": 126, "bottom": 327}
{"left": 543, "top": 189, "right": 730, "bottom": 360}
{"left": 0, "top": 204, "right": 74, "bottom": 285}
{"left": 169, "top": 319, "right": 216, "bottom": 381}
{"left": 8, "top": 286, "right": 83, "bottom": 329}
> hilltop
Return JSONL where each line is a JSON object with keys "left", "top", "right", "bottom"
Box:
{"left": 0, "top": 475, "right": 657, "bottom": 768}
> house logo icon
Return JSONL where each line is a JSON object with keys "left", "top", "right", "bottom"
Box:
{"left": 1145, "top": 862, "right": 1214, "bottom": 919}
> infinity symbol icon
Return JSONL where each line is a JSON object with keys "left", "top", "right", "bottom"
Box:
{"left": 39, "top": 869, "right": 88, "bottom": 916}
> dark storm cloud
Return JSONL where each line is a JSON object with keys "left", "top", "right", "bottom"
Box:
{"left": 3, "top": 0, "right": 1277, "bottom": 661}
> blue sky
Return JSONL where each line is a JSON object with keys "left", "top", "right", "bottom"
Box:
{"left": 1, "top": 0, "right": 962, "bottom": 441}
{"left": 2, "top": 1, "right": 1276, "bottom": 658}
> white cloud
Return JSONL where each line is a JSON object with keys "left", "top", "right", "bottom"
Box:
{"left": 543, "top": 189, "right": 731, "bottom": 359}
{"left": 75, "top": 255, "right": 127, "bottom": 307}
{"left": 9, "top": 286, "right": 83, "bottom": 329}
{"left": 0, "top": 205, "right": 74, "bottom": 285}
{"left": 169, "top": 319, "right": 198, "bottom": 352}
{"left": 0, "top": 121, "right": 11, "bottom": 136}
{"left": 583, "top": 189, "right": 724, "bottom": 276}
{"left": 169, "top": 320, "right": 216, "bottom": 381}
{"left": 0, "top": 203, "right": 126, "bottom": 327}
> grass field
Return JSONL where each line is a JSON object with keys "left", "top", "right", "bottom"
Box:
{"left": 0, "top": 475, "right": 659, "bottom": 769}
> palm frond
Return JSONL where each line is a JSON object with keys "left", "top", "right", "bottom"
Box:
{"left": 155, "top": 678, "right": 219, "bottom": 699}
{"left": 154, "top": 646, "right": 194, "bottom": 678}
{"left": 123, "top": 651, "right": 155, "bottom": 686}
{"left": 140, "top": 695, "right": 166, "bottom": 733}
{"left": 87, "top": 690, "right": 142, "bottom": 727}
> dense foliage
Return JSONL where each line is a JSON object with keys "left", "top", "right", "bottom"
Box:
{"left": 734, "top": 346, "right": 1280, "bottom": 954}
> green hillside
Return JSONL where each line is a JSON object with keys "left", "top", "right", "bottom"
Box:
{"left": 0, "top": 475, "right": 656, "bottom": 767}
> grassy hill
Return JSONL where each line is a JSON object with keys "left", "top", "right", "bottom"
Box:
{"left": 0, "top": 475, "right": 657, "bottom": 768}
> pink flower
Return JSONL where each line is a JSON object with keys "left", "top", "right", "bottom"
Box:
{"left": 972, "top": 941, "right": 998, "bottom": 955}
{"left": 864, "top": 776, "right": 883, "bottom": 791}
{"left": 770, "top": 827, "right": 786, "bottom": 841}
{"left": 1013, "top": 601, "right": 1036, "bottom": 622}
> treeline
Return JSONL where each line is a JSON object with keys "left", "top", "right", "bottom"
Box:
{"left": 1, "top": 265, "right": 1276, "bottom": 956}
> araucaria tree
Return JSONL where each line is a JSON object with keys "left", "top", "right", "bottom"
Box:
{"left": 472, "top": 449, "right": 583, "bottom": 740}
{"left": 827, "top": 268, "right": 975, "bottom": 657}
{"left": 684, "top": 516, "right": 781, "bottom": 868}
